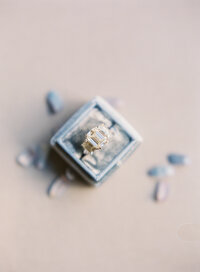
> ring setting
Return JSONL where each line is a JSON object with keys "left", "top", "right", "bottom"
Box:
{"left": 82, "top": 124, "right": 111, "bottom": 154}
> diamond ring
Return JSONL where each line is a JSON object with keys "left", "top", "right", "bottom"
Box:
{"left": 82, "top": 124, "right": 111, "bottom": 154}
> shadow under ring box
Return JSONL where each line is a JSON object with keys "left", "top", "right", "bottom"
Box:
{"left": 51, "top": 96, "right": 142, "bottom": 186}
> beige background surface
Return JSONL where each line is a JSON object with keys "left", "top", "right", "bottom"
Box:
{"left": 1, "top": 1, "right": 200, "bottom": 271}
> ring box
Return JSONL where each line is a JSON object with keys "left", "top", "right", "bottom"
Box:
{"left": 50, "top": 96, "right": 142, "bottom": 186}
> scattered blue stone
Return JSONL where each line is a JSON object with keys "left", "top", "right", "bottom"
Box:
{"left": 147, "top": 165, "right": 174, "bottom": 177}
{"left": 34, "top": 143, "right": 49, "bottom": 170}
{"left": 65, "top": 168, "right": 76, "bottom": 181}
{"left": 47, "top": 176, "right": 68, "bottom": 197}
{"left": 154, "top": 181, "right": 169, "bottom": 202}
{"left": 167, "top": 153, "right": 191, "bottom": 165}
{"left": 16, "top": 147, "right": 36, "bottom": 168}
{"left": 46, "top": 91, "right": 63, "bottom": 114}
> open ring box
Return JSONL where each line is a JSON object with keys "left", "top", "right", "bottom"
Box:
{"left": 50, "top": 96, "right": 142, "bottom": 186}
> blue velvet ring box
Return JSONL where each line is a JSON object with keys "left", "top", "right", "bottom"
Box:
{"left": 50, "top": 96, "right": 142, "bottom": 186}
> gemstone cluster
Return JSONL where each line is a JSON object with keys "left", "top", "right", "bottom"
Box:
{"left": 82, "top": 124, "right": 110, "bottom": 154}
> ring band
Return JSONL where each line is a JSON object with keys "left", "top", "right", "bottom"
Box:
{"left": 82, "top": 124, "right": 111, "bottom": 154}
